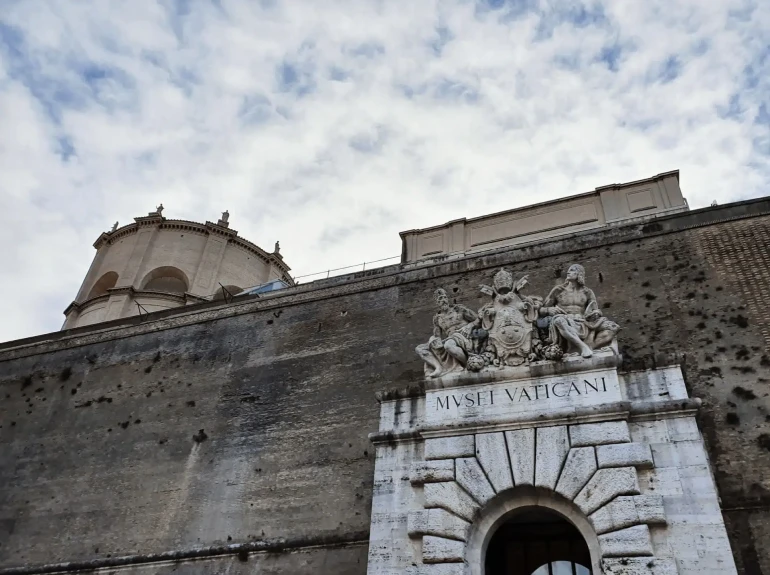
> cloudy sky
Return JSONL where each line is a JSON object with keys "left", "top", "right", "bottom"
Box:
{"left": 0, "top": 0, "right": 768, "bottom": 342}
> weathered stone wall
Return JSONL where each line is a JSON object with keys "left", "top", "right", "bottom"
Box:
{"left": 1, "top": 199, "right": 770, "bottom": 574}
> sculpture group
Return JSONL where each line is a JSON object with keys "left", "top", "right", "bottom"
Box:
{"left": 416, "top": 264, "right": 620, "bottom": 378}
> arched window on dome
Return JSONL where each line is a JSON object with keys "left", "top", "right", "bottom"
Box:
{"left": 87, "top": 271, "right": 119, "bottom": 299}
{"left": 485, "top": 508, "right": 592, "bottom": 575}
{"left": 140, "top": 266, "right": 189, "bottom": 294}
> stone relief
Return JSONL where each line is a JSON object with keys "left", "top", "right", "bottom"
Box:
{"left": 417, "top": 264, "right": 620, "bottom": 378}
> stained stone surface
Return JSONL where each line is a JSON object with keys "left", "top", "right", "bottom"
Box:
{"left": 423, "top": 482, "right": 479, "bottom": 522}
{"left": 425, "top": 436, "right": 475, "bottom": 460}
{"left": 505, "top": 428, "right": 535, "bottom": 486}
{"left": 574, "top": 467, "right": 640, "bottom": 515}
{"left": 589, "top": 495, "right": 665, "bottom": 535}
{"left": 535, "top": 426, "right": 569, "bottom": 489}
{"left": 597, "top": 442, "right": 654, "bottom": 469}
{"left": 570, "top": 421, "right": 631, "bottom": 447}
{"left": 407, "top": 509, "right": 470, "bottom": 541}
{"left": 455, "top": 458, "right": 495, "bottom": 505}
{"left": 475, "top": 432, "right": 513, "bottom": 493}
{"left": 602, "top": 557, "right": 679, "bottom": 575}
{"left": 598, "top": 524, "right": 654, "bottom": 557}
{"left": 555, "top": 447, "right": 597, "bottom": 500}
{"left": 410, "top": 460, "right": 455, "bottom": 484}
{"left": 406, "top": 564, "right": 465, "bottom": 575}
{"left": 422, "top": 536, "right": 464, "bottom": 563}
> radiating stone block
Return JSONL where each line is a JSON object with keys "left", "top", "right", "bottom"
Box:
{"left": 456, "top": 457, "right": 496, "bottom": 505}
{"left": 475, "top": 432, "right": 513, "bottom": 492}
{"left": 410, "top": 460, "right": 455, "bottom": 484}
{"left": 601, "top": 557, "right": 679, "bottom": 575}
{"left": 591, "top": 496, "right": 637, "bottom": 535}
{"left": 634, "top": 495, "right": 666, "bottom": 525}
{"left": 425, "top": 436, "right": 475, "bottom": 460}
{"left": 424, "top": 481, "right": 479, "bottom": 522}
{"left": 574, "top": 467, "right": 640, "bottom": 515}
{"left": 423, "top": 536, "right": 465, "bottom": 563}
{"left": 555, "top": 447, "right": 597, "bottom": 500}
{"left": 597, "top": 442, "right": 654, "bottom": 469}
{"left": 506, "top": 428, "right": 535, "bottom": 486}
{"left": 535, "top": 426, "right": 569, "bottom": 489}
{"left": 570, "top": 421, "right": 630, "bottom": 447}
{"left": 590, "top": 495, "right": 664, "bottom": 535}
{"left": 407, "top": 508, "right": 471, "bottom": 541}
{"left": 598, "top": 524, "right": 653, "bottom": 557}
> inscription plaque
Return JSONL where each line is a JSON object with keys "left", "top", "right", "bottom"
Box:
{"left": 425, "top": 367, "right": 622, "bottom": 427}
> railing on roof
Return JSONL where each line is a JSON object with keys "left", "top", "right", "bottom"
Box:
{"left": 209, "top": 255, "right": 403, "bottom": 303}
{"left": 291, "top": 255, "right": 402, "bottom": 284}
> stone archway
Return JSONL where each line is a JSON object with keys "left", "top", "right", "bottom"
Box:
{"left": 485, "top": 506, "right": 592, "bottom": 575}
{"left": 406, "top": 421, "right": 680, "bottom": 574}
{"left": 465, "top": 488, "right": 602, "bottom": 575}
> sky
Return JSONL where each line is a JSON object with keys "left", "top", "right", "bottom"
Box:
{"left": 0, "top": 0, "right": 768, "bottom": 342}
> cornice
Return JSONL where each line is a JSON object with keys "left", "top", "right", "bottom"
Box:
{"left": 63, "top": 288, "right": 211, "bottom": 317}
{"left": 92, "top": 217, "right": 289, "bottom": 272}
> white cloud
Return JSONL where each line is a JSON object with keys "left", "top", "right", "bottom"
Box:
{"left": 0, "top": 0, "right": 768, "bottom": 341}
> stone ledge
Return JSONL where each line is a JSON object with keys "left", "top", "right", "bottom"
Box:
{"left": 424, "top": 482, "right": 479, "bottom": 522}
{"left": 406, "top": 564, "right": 465, "bottom": 575}
{"left": 410, "top": 460, "right": 455, "bottom": 484}
{"left": 369, "top": 396, "right": 701, "bottom": 444}
{"left": 590, "top": 495, "right": 666, "bottom": 535}
{"left": 422, "top": 536, "right": 465, "bottom": 563}
{"left": 425, "top": 436, "right": 475, "bottom": 460}
{"left": 570, "top": 421, "right": 631, "bottom": 447}
{"left": 574, "top": 467, "right": 640, "bottom": 515}
{"left": 597, "top": 443, "right": 654, "bottom": 469}
{"left": 425, "top": 352, "right": 621, "bottom": 390}
{"left": 599, "top": 525, "right": 654, "bottom": 557}
{"left": 407, "top": 509, "right": 470, "bottom": 541}
{"left": 601, "top": 557, "right": 678, "bottom": 575}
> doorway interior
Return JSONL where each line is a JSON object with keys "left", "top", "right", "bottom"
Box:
{"left": 485, "top": 507, "right": 592, "bottom": 575}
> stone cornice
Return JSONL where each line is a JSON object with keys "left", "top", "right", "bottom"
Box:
{"left": 91, "top": 217, "right": 290, "bottom": 274}
{"left": 63, "top": 289, "right": 210, "bottom": 318}
{"left": 368, "top": 397, "right": 702, "bottom": 444}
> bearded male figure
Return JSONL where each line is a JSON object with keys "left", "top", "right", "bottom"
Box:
{"left": 416, "top": 288, "right": 478, "bottom": 378}
{"left": 539, "top": 264, "right": 620, "bottom": 358}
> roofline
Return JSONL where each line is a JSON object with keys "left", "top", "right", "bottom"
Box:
{"left": 1, "top": 193, "right": 768, "bottom": 357}
{"left": 399, "top": 170, "right": 681, "bottom": 238}
{"left": 93, "top": 217, "right": 291, "bottom": 274}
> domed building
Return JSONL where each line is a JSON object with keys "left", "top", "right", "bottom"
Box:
{"left": 62, "top": 205, "right": 292, "bottom": 329}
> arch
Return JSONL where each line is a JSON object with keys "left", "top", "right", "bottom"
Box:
{"left": 211, "top": 285, "right": 243, "bottom": 301}
{"left": 465, "top": 487, "right": 602, "bottom": 575}
{"left": 485, "top": 506, "right": 592, "bottom": 575}
{"left": 87, "top": 271, "right": 119, "bottom": 299}
{"left": 140, "top": 266, "right": 189, "bottom": 294}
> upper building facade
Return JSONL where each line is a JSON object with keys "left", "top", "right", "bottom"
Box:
{"left": 62, "top": 206, "right": 292, "bottom": 329}
{"left": 400, "top": 170, "right": 687, "bottom": 262}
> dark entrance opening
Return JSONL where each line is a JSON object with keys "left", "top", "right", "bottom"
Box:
{"left": 485, "top": 508, "right": 592, "bottom": 575}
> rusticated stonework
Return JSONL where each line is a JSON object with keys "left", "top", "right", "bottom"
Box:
{"left": 368, "top": 357, "right": 738, "bottom": 575}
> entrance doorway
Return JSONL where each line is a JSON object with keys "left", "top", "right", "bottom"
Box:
{"left": 485, "top": 507, "right": 592, "bottom": 575}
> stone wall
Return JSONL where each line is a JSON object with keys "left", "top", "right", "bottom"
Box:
{"left": 1, "top": 198, "right": 770, "bottom": 574}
